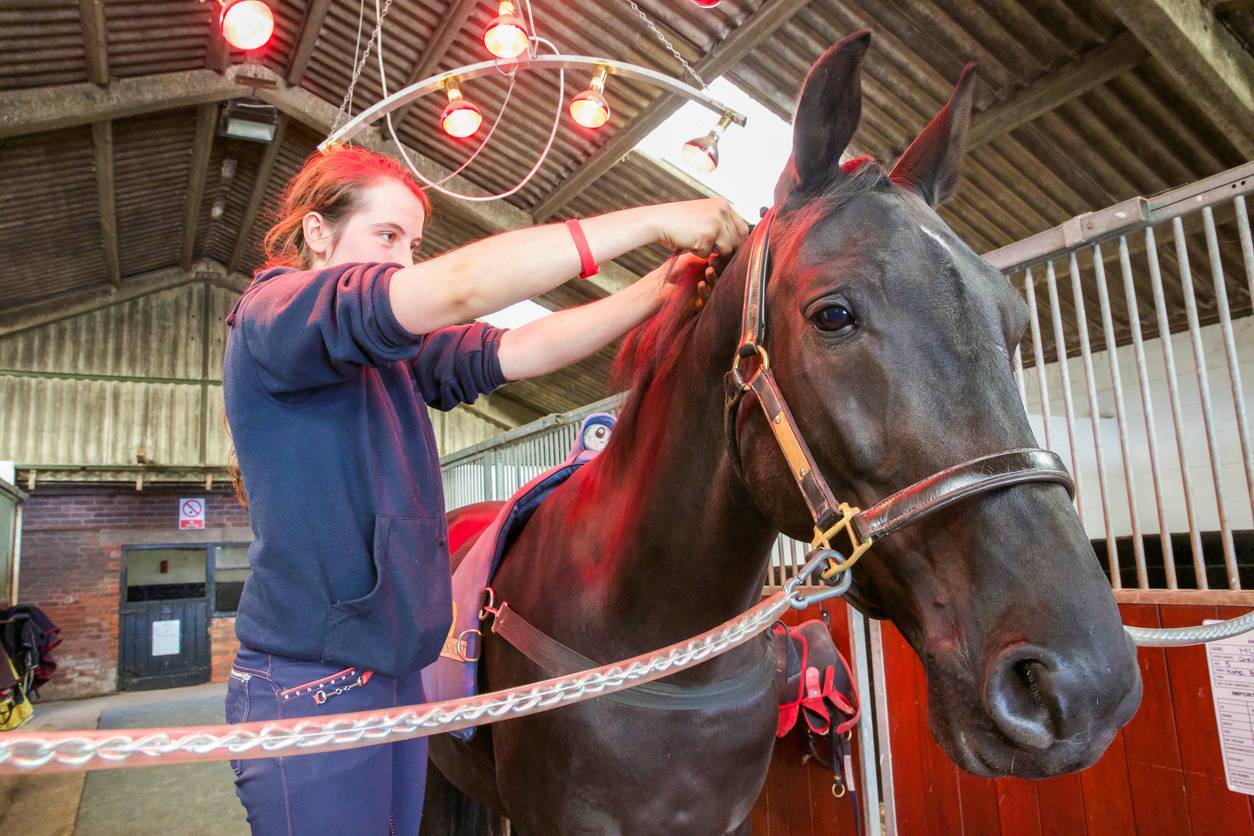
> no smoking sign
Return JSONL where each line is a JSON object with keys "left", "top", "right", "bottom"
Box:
{"left": 179, "top": 497, "right": 205, "bottom": 529}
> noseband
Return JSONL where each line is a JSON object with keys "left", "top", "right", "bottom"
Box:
{"left": 723, "top": 210, "right": 1075, "bottom": 583}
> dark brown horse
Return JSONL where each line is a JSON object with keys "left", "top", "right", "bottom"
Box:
{"left": 422, "top": 32, "right": 1142, "bottom": 835}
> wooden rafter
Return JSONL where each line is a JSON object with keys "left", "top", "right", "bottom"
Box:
{"left": 287, "top": 0, "right": 334, "bottom": 85}
{"left": 91, "top": 120, "right": 121, "bottom": 290}
{"left": 228, "top": 115, "right": 289, "bottom": 273}
{"left": 181, "top": 103, "right": 219, "bottom": 271}
{"left": 968, "top": 31, "right": 1148, "bottom": 148}
{"left": 1103, "top": 0, "right": 1254, "bottom": 157}
{"left": 77, "top": 0, "right": 108, "bottom": 86}
{"left": 530, "top": 0, "right": 812, "bottom": 222}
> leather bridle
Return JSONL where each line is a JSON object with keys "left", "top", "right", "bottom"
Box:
{"left": 723, "top": 210, "right": 1075, "bottom": 583}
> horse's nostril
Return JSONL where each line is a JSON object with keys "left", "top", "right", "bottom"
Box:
{"left": 985, "top": 650, "right": 1057, "bottom": 751}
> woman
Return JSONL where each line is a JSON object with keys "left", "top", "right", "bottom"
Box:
{"left": 222, "top": 144, "right": 746, "bottom": 834}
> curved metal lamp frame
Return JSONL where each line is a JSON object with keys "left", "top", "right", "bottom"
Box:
{"left": 317, "top": 54, "right": 749, "bottom": 152}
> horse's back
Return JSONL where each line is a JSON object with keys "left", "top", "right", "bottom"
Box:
{"left": 447, "top": 501, "right": 505, "bottom": 570}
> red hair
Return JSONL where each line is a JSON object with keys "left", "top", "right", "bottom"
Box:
{"left": 261, "top": 144, "right": 433, "bottom": 270}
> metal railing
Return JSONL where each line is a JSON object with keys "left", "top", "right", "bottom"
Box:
{"left": 987, "top": 161, "right": 1254, "bottom": 591}
{"left": 441, "top": 161, "right": 1254, "bottom": 592}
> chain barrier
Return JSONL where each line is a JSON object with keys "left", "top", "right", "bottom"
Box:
{"left": 0, "top": 578, "right": 826, "bottom": 773}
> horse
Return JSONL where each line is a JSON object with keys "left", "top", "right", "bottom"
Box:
{"left": 421, "top": 31, "right": 1142, "bottom": 835}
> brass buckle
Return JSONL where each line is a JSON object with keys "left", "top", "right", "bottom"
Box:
{"left": 730, "top": 344, "right": 771, "bottom": 390}
{"left": 811, "top": 502, "right": 872, "bottom": 579}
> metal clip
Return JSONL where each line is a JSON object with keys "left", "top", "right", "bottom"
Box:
{"left": 479, "top": 587, "right": 500, "bottom": 621}
{"left": 784, "top": 549, "right": 854, "bottom": 609}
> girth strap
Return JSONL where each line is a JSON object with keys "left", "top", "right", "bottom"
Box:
{"left": 491, "top": 602, "right": 776, "bottom": 711}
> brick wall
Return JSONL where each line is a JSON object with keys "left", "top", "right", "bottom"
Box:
{"left": 18, "top": 483, "right": 252, "bottom": 700}
{"left": 210, "top": 616, "right": 239, "bottom": 683}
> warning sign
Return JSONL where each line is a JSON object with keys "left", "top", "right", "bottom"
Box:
{"left": 179, "top": 497, "right": 205, "bottom": 529}
{"left": 1206, "top": 620, "right": 1254, "bottom": 795}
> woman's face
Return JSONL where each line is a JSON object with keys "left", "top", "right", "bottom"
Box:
{"left": 305, "top": 178, "right": 427, "bottom": 269}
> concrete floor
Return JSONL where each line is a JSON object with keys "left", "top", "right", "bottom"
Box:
{"left": 0, "top": 683, "right": 249, "bottom": 835}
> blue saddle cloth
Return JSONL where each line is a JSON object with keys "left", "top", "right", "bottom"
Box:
{"left": 420, "top": 413, "right": 615, "bottom": 741}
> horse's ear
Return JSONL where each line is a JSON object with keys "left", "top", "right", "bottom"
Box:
{"left": 773, "top": 30, "right": 871, "bottom": 206}
{"left": 890, "top": 62, "right": 977, "bottom": 207}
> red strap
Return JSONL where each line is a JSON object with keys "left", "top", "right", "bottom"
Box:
{"left": 565, "top": 218, "right": 598, "bottom": 280}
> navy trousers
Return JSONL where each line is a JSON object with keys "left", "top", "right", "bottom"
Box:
{"left": 225, "top": 645, "right": 428, "bottom": 835}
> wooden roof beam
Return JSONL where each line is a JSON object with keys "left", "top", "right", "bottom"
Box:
{"left": 0, "top": 261, "right": 248, "bottom": 338}
{"left": 0, "top": 66, "right": 249, "bottom": 140}
{"left": 391, "top": 0, "right": 481, "bottom": 128}
{"left": 287, "top": 0, "right": 334, "bottom": 85}
{"left": 91, "top": 120, "right": 121, "bottom": 290}
{"left": 1102, "top": 0, "right": 1254, "bottom": 157}
{"left": 228, "top": 115, "right": 289, "bottom": 272}
{"left": 530, "top": 0, "right": 812, "bottom": 222}
{"left": 181, "top": 103, "right": 219, "bottom": 270}
{"left": 967, "top": 31, "right": 1148, "bottom": 148}
{"left": 78, "top": 0, "right": 109, "bottom": 86}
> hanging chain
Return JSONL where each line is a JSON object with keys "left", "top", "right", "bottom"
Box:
{"left": 331, "top": 0, "right": 397, "bottom": 134}
{"left": 624, "top": 0, "right": 707, "bottom": 90}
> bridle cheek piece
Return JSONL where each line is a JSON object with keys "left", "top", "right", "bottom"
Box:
{"left": 723, "top": 210, "right": 1075, "bottom": 585}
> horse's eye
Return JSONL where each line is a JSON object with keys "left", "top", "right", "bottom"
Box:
{"left": 812, "top": 304, "right": 856, "bottom": 333}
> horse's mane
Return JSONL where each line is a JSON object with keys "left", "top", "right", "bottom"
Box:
{"left": 600, "top": 156, "right": 887, "bottom": 471}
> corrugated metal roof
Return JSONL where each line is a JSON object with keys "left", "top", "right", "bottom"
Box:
{"left": 0, "top": 0, "right": 1250, "bottom": 419}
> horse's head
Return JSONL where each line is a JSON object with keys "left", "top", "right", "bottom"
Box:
{"left": 724, "top": 32, "right": 1141, "bottom": 778}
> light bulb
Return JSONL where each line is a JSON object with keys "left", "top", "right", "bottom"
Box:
{"left": 681, "top": 112, "right": 733, "bottom": 173}
{"left": 569, "top": 66, "right": 611, "bottom": 129}
{"left": 220, "top": 0, "right": 274, "bottom": 51}
{"left": 440, "top": 79, "right": 482, "bottom": 138}
{"left": 484, "top": 1, "right": 529, "bottom": 59}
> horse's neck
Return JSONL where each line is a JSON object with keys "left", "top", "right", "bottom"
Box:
{"left": 530, "top": 289, "right": 780, "bottom": 653}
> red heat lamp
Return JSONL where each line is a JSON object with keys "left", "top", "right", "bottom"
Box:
{"left": 569, "top": 65, "right": 611, "bottom": 129}
{"left": 440, "top": 78, "right": 483, "bottom": 139}
{"left": 682, "top": 112, "right": 732, "bottom": 174}
{"left": 484, "top": 0, "right": 530, "bottom": 60}
{"left": 219, "top": 0, "right": 275, "bottom": 51}
{"left": 689, "top": 0, "right": 722, "bottom": 6}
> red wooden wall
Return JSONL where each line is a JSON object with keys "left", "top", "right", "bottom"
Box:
{"left": 883, "top": 601, "right": 1254, "bottom": 836}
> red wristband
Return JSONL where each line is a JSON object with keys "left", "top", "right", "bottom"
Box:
{"left": 565, "top": 218, "right": 598, "bottom": 280}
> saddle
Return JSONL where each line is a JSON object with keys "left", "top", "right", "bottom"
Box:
{"left": 421, "top": 413, "right": 616, "bottom": 741}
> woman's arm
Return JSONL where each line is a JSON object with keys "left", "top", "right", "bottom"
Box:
{"left": 388, "top": 200, "right": 746, "bottom": 337}
{"left": 496, "top": 255, "right": 705, "bottom": 381}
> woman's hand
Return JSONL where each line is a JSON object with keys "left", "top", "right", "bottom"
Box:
{"left": 642, "top": 253, "right": 722, "bottom": 312}
{"left": 651, "top": 199, "right": 748, "bottom": 257}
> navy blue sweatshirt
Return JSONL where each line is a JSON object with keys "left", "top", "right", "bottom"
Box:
{"left": 223, "top": 262, "right": 510, "bottom": 677}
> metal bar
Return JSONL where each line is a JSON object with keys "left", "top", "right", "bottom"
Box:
{"left": 1013, "top": 344, "right": 1028, "bottom": 408}
{"left": 440, "top": 394, "right": 624, "bottom": 467}
{"left": 1117, "top": 235, "right": 1176, "bottom": 588}
{"left": 1068, "top": 252, "right": 1120, "bottom": 585}
{"left": 848, "top": 608, "right": 882, "bottom": 836}
{"left": 984, "top": 160, "right": 1254, "bottom": 273}
{"left": 1144, "top": 225, "right": 1206, "bottom": 588}
{"left": 1093, "top": 242, "right": 1148, "bottom": 587}
{"left": 320, "top": 55, "right": 749, "bottom": 152}
{"left": 1203, "top": 206, "right": 1254, "bottom": 540}
{"left": 1172, "top": 217, "right": 1238, "bottom": 588}
{"left": 868, "top": 618, "right": 898, "bottom": 835}
{"left": 1239, "top": 195, "right": 1254, "bottom": 306}
{"left": 1023, "top": 268, "right": 1054, "bottom": 450}
{"left": 1044, "top": 260, "right": 1084, "bottom": 524}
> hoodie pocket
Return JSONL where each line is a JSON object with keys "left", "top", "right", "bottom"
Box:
{"left": 322, "top": 514, "right": 452, "bottom": 676}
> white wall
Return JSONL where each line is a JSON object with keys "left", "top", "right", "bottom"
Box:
{"left": 1022, "top": 317, "right": 1254, "bottom": 541}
